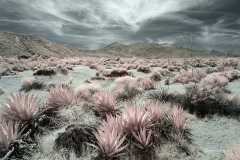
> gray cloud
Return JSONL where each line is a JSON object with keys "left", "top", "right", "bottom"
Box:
{"left": 0, "top": 0, "right": 239, "bottom": 50}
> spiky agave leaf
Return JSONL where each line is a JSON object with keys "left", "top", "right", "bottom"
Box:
{"left": 121, "top": 104, "right": 153, "bottom": 133}
{"left": 1, "top": 92, "right": 40, "bottom": 121}
{"left": 93, "top": 91, "right": 116, "bottom": 113}
{"left": 0, "top": 117, "right": 20, "bottom": 149}
{"left": 144, "top": 101, "right": 166, "bottom": 121}
{"left": 132, "top": 127, "right": 153, "bottom": 149}
{"left": 97, "top": 114, "right": 123, "bottom": 134}
{"left": 93, "top": 125, "right": 127, "bottom": 157}
{"left": 46, "top": 83, "right": 74, "bottom": 108}
{"left": 172, "top": 105, "right": 188, "bottom": 133}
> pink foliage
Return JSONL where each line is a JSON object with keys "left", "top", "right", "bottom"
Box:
{"left": 138, "top": 77, "right": 155, "bottom": 90}
{"left": 93, "top": 120, "right": 127, "bottom": 157}
{"left": 224, "top": 144, "right": 240, "bottom": 160}
{"left": 22, "top": 77, "right": 36, "bottom": 87}
{"left": 0, "top": 117, "right": 20, "bottom": 149}
{"left": 47, "top": 84, "right": 74, "bottom": 108}
{"left": 121, "top": 104, "right": 153, "bottom": 133}
{"left": 203, "top": 73, "right": 229, "bottom": 87}
{"left": 132, "top": 126, "right": 153, "bottom": 149}
{"left": 149, "top": 70, "right": 162, "bottom": 81}
{"left": 171, "top": 106, "right": 188, "bottom": 133}
{"left": 1, "top": 92, "right": 40, "bottom": 121}
{"left": 114, "top": 76, "right": 139, "bottom": 92}
{"left": 97, "top": 114, "right": 123, "bottom": 135}
{"left": 75, "top": 83, "right": 102, "bottom": 100}
{"left": 144, "top": 101, "right": 166, "bottom": 120}
{"left": 93, "top": 91, "right": 116, "bottom": 114}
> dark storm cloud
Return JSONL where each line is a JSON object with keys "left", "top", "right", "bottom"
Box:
{"left": 0, "top": 0, "right": 239, "bottom": 50}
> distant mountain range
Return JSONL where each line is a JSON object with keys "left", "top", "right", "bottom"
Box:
{"left": 0, "top": 30, "right": 239, "bottom": 58}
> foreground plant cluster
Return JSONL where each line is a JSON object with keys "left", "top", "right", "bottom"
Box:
{"left": 0, "top": 55, "right": 240, "bottom": 159}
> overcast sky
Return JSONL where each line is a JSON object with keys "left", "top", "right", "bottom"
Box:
{"left": 0, "top": 0, "right": 239, "bottom": 50}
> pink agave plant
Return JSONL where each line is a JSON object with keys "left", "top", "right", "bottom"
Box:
{"left": 47, "top": 83, "right": 74, "bottom": 108}
{"left": 121, "top": 104, "right": 153, "bottom": 133}
{"left": 132, "top": 126, "right": 153, "bottom": 149}
{"left": 93, "top": 125, "right": 127, "bottom": 157}
{"left": 0, "top": 117, "right": 20, "bottom": 149}
{"left": 93, "top": 91, "right": 117, "bottom": 114}
{"left": 144, "top": 101, "right": 166, "bottom": 121}
{"left": 171, "top": 106, "right": 188, "bottom": 133}
{"left": 97, "top": 114, "right": 123, "bottom": 134}
{"left": 1, "top": 92, "right": 40, "bottom": 121}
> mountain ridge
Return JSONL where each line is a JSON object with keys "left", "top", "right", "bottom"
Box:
{"left": 0, "top": 30, "right": 239, "bottom": 58}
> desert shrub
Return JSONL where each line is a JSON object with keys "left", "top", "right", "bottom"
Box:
{"left": 138, "top": 77, "right": 155, "bottom": 90}
{"left": 221, "top": 70, "right": 240, "bottom": 82}
{"left": 33, "top": 68, "right": 56, "bottom": 76}
{"left": 54, "top": 124, "right": 94, "bottom": 158}
{"left": 12, "top": 64, "right": 27, "bottom": 72}
{"left": 89, "top": 63, "right": 98, "bottom": 69}
{"left": 75, "top": 83, "right": 102, "bottom": 102}
{"left": 172, "top": 70, "right": 207, "bottom": 84}
{"left": 90, "top": 76, "right": 105, "bottom": 81}
{"left": 180, "top": 82, "right": 240, "bottom": 117}
{"left": 114, "top": 76, "right": 142, "bottom": 100}
{"left": 56, "top": 65, "right": 68, "bottom": 75}
{"left": 147, "top": 86, "right": 175, "bottom": 103}
{"left": 203, "top": 73, "right": 229, "bottom": 87}
{"left": 101, "top": 68, "right": 131, "bottom": 77}
{"left": 47, "top": 83, "right": 74, "bottom": 108}
{"left": 167, "top": 65, "right": 176, "bottom": 72}
{"left": 137, "top": 65, "right": 151, "bottom": 73}
{"left": 20, "top": 77, "right": 45, "bottom": 92}
{"left": 149, "top": 70, "right": 162, "bottom": 81}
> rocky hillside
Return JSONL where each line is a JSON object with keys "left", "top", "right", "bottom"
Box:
{"left": 0, "top": 30, "right": 239, "bottom": 58}
{"left": 97, "top": 42, "right": 201, "bottom": 58}
{"left": 0, "top": 30, "right": 85, "bottom": 57}
{"left": 97, "top": 42, "right": 240, "bottom": 58}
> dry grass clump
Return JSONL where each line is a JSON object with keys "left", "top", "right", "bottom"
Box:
{"left": 172, "top": 70, "right": 207, "bottom": 84}
{"left": 101, "top": 68, "right": 132, "bottom": 77}
{"left": 20, "top": 77, "right": 45, "bottom": 92}
{"left": 147, "top": 86, "right": 175, "bottom": 103}
{"left": 138, "top": 77, "right": 155, "bottom": 91}
{"left": 114, "top": 76, "right": 142, "bottom": 100}
{"left": 75, "top": 83, "right": 102, "bottom": 102}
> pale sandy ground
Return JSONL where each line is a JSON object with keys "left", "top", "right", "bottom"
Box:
{"left": 0, "top": 65, "right": 239, "bottom": 160}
